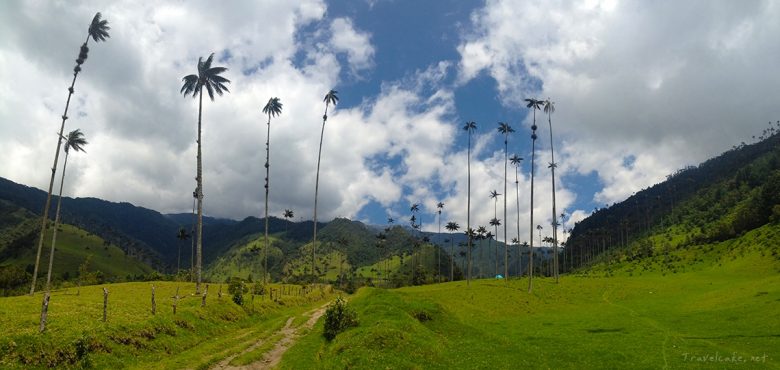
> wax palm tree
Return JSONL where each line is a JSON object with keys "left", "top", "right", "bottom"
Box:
{"left": 176, "top": 228, "right": 190, "bottom": 273}
{"left": 32, "top": 13, "right": 110, "bottom": 296}
{"left": 543, "top": 98, "right": 560, "bottom": 283}
{"left": 445, "top": 221, "right": 459, "bottom": 281}
{"left": 312, "top": 89, "right": 339, "bottom": 279}
{"left": 283, "top": 209, "right": 294, "bottom": 236}
{"left": 436, "top": 201, "right": 444, "bottom": 282}
{"left": 39, "top": 129, "right": 87, "bottom": 331}
{"left": 181, "top": 53, "right": 231, "bottom": 293}
{"left": 509, "top": 154, "right": 523, "bottom": 272}
{"left": 497, "top": 122, "right": 514, "bottom": 281}
{"left": 525, "top": 98, "right": 543, "bottom": 293}
{"left": 489, "top": 218, "right": 501, "bottom": 276}
{"left": 261, "top": 97, "right": 282, "bottom": 284}
{"left": 462, "top": 121, "right": 477, "bottom": 284}
{"left": 45, "top": 129, "right": 87, "bottom": 291}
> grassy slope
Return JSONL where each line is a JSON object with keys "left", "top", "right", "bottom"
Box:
{"left": 0, "top": 281, "right": 334, "bottom": 369}
{"left": 4, "top": 223, "right": 152, "bottom": 280}
{"left": 281, "top": 227, "right": 780, "bottom": 369}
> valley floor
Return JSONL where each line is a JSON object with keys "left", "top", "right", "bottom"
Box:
{"left": 280, "top": 256, "right": 780, "bottom": 369}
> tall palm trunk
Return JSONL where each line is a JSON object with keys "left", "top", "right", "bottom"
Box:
{"left": 31, "top": 34, "right": 91, "bottom": 295}
{"left": 503, "top": 136, "right": 509, "bottom": 282}
{"left": 466, "top": 133, "right": 472, "bottom": 286}
{"left": 547, "top": 114, "right": 559, "bottom": 283}
{"left": 195, "top": 88, "right": 204, "bottom": 294}
{"left": 190, "top": 196, "right": 195, "bottom": 282}
{"left": 437, "top": 212, "right": 441, "bottom": 282}
{"left": 45, "top": 150, "right": 71, "bottom": 292}
{"left": 528, "top": 121, "right": 537, "bottom": 293}
{"left": 263, "top": 112, "right": 271, "bottom": 285}
{"left": 450, "top": 238, "right": 454, "bottom": 281}
{"left": 514, "top": 165, "right": 521, "bottom": 278}
{"left": 312, "top": 103, "right": 330, "bottom": 279}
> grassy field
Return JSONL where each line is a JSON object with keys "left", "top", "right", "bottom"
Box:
{"left": 281, "top": 244, "right": 780, "bottom": 369}
{"left": 0, "top": 281, "right": 334, "bottom": 369}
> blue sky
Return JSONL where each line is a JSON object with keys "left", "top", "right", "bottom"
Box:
{"left": 1, "top": 0, "right": 778, "bottom": 244}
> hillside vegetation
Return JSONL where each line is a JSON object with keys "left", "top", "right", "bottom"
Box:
{"left": 1, "top": 203, "right": 152, "bottom": 296}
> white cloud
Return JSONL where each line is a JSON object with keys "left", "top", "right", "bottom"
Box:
{"left": 329, "top": 17, "right": 375, "bottom": 76}
{"left": 457, "top": 0, "right": 780, "bottom": 209}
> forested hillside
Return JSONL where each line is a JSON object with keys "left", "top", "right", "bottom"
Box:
{"left": 566, "top": 128, "right": 780, "bottom": 271}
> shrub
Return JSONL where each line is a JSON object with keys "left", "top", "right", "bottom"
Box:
{"left": 227, "top": 278, "right": 248, "bottom": 306}
{"left": 323, "top": 296, "right": 358, "bottom": 341}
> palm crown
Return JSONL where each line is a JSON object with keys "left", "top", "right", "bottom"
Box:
{"left": 64, "top": 129, "right": 88, "bottom": 154}
{"left": 180, "top": 53, "right": 231, "bottom": 101}
{"left": 497, "top": 122, "right": 514, "bottom": 135}
{"left": 284, "top": 209, "right": 294, "bottom": 219}
{"left": 509, "top": 154, "right": 523, "bottom": 166}
{"left": 88, "top": 13, "right": 111, "bottom": 42}
{"left": 463, "top": 121, "right": 477, "bottom": 132}
{"left": 543, "top": 99, "right": 555, "bottom": 114}
{"left": 445, "top": 222, "right": 459, "bottom": 231}
{"left": 489, "top": 190, "right": 500, "bottom": 199}
{"left": 263, "top": 97, "right": 283, "bottom": 118}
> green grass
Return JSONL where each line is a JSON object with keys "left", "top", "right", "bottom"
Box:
{"left": 4, "top": 223, "right": 152, "bottom": 281}
{"left": 0, "top": 281, "right": 334, "bottom": 369}
{"left": 281, "top": 242, "right": 780, "bottom": 369}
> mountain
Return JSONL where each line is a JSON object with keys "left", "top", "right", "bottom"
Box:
{"left": 566, "top": 130, "right": 780, "bottom": 272}
{"left": 0, "top": 177, "right": 325, "bottom": 272}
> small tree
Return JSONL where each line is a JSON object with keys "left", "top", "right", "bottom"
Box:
{"left": 323, "top": 296, "right": 358, "bottom": 341}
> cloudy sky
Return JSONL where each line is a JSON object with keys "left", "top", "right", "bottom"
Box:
{"left": 1, "top": 0, "right": 778, "bottom": 244}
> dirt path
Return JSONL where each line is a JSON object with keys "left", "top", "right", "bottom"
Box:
{"left": 212, "top": 302, "right": 330, "bottom": 370}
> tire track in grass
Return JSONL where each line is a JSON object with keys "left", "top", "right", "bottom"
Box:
{"left": 211, "top": 301, "right": 331, "bottom": 370}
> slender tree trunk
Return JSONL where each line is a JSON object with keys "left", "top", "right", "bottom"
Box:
{"left": 450, "top": 238, "right": 454, "bottom": 281}
{"left": 437, "top": 212, "right": 441, "bottom": 282}
{"left": 31, "top": 37, "right": 88, "bottom": 295}
{"left": 44, "top": 151, "right": 70, "bottom": 293}
{"left": 263, "top": 112, "right": 271, "bottom": 285}
{"left": 196, "top": 88, "right": 204, "bottom": 294}
{"left": 466, "top": 131, "right": 472, "bottom": 286}
{"left": 190, "top": 197, "right": 195, "bottom": 282}
{"left": 528, "top": 113, "right": 536, "bottom": 293}
{"left": 503, "top": 135, "right": 509, "bottom": 283}
{"left": 177, "top": 240, "right": 181, "bottom": 274}
{"left": 548, "top": 111, "right": 559, "bottom": 283}
{"left": 515, "top": 165, "right": 521, "bottom": 278}
{"left": 312, "top": 104, "right": 329, "bottom": 280}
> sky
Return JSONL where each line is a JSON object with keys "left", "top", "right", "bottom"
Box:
{"left": 1, "top": 0, "right": 778, "bottom": 245}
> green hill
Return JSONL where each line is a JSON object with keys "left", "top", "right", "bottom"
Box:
{"left": 565, "top": 131, "right": 780, "bottom": 273}
{"left": 0, "top": 202, "right": 153, "bottom": 295}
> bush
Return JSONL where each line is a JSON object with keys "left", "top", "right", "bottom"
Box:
{"left": 323, "top": 296, "right": 358, "bottom": 341}
{"left": 227, "top": 278, "right": 248, "bottom": 306}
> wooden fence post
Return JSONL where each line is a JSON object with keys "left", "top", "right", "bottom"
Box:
{"left": 173, "top": 287, "right": 179, "bottom": 315}
{"left": 39, "top": 292, "right": 50, "bottom": 332}
{"left": 201, "top": 284, "right": 208, "bottom": 307}
{"left": 102, "top": 288, "right": 108, "bottom": 322}
{"left": 151, "top": 285, "right": 156, "bottom": 315}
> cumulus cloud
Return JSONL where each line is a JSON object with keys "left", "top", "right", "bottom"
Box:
{"left": 457, "top": 0, "right": 780, "bottom": 216}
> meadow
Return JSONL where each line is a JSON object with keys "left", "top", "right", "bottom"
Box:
{"left": 0, "top": 281, "right": 334, "bottom": 369}
{"left": 281, "top": 247, "right": 780, "bottom": 369}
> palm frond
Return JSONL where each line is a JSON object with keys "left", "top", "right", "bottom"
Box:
{"left": 263, "top": 97, "right": 283, "bottom": 117}
{"left": 65, "top": 129, "right": 88, "bottom": 153}
{"left": 324, "top": 90, "right": 339, "bottom": 106}
{"left": 180, "top": 75, "right": 199, "bottom": 97}
{"left": 88, "top": 12, "right": 110, "bottom": 42}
